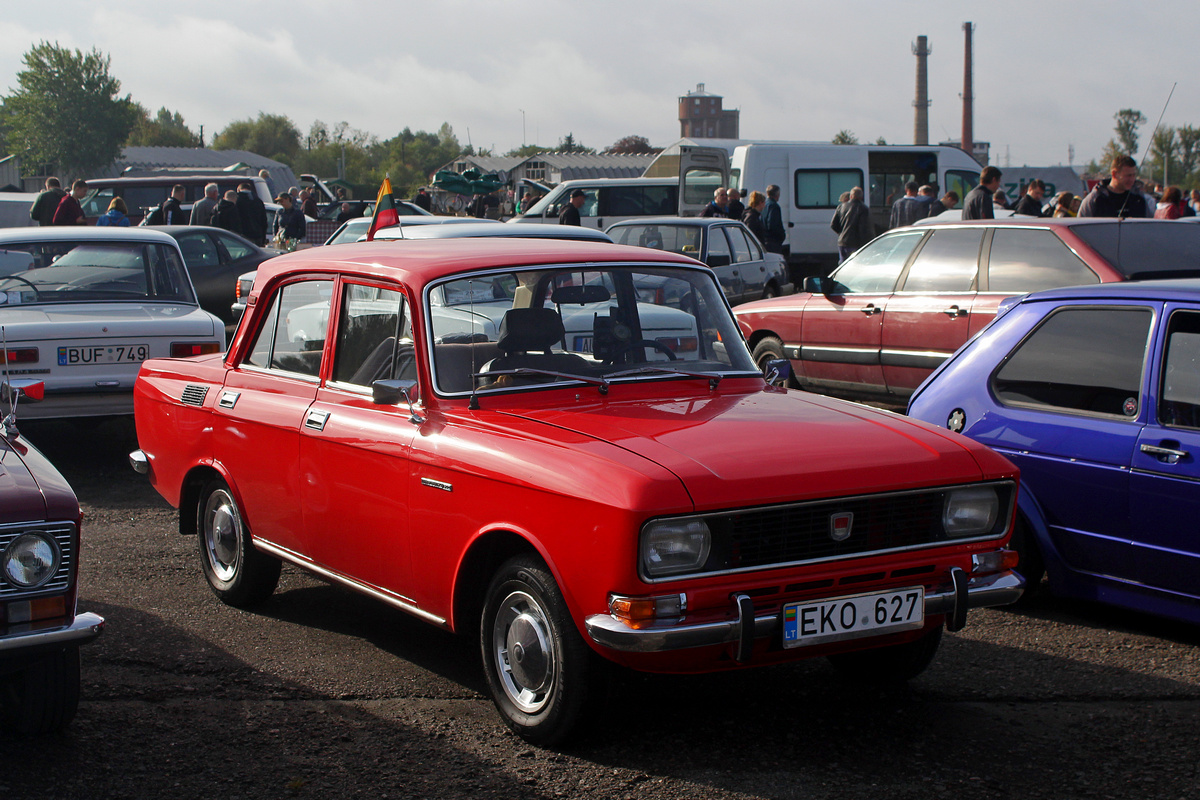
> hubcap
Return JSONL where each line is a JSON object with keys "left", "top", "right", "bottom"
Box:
{"left": 492, "top": 590, "right": 555, "bottom": 713}
{"left": 203, "top": 490, "right": 241, "bottom": 582}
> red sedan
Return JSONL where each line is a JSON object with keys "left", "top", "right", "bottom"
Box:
{"left": 736, "top": 218, "right": 1200, "bottom": 403}
{"left": 131, "top": 237, "right": 1022, "bottom": 744}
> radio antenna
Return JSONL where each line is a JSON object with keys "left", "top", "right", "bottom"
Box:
{"left": 1119, "top": 83, "right": 1176, "bottom": 219}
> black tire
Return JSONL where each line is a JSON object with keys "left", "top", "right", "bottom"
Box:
{"left": 480, "top": 555, "right": 601, "bottom": 745}
{"left": 762, "top": 281, "right": 780, "bottom": 299}
{"left": 197, "top": 478, "right": 281, "bottom": 608}
{"left": 827, "top": 625, "right": 943, "bottom": 683}
{"left": 1008, "top": 515, "right": 1046, "bottom": 601}
{"left": 1, "top": 647, "right": 80, "bottom": 734}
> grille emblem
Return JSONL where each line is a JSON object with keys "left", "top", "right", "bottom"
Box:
{"left": 830, "top": 512, "right": 853, "bottom": 542}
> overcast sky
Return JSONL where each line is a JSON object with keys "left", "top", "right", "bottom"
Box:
{"left": 2, "top": 1, "right": 1196, "bottom": 171}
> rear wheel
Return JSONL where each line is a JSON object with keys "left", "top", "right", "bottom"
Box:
{"left": 197, "top": 478, "right": 280, "bottom": 608}
{"left": 762, "top": 281, "right": 780, "bottom": 299}
{"left": 0, "top": 647, "right": 80, "bottom": 734}
{"left": 827, "top": 625, "right": 943, "bottom": 683}
{"left": 480, "top": 555, "right": 601, "bottom": 745}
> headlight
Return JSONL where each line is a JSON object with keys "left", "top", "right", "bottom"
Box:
{"left": 943, "top": 487, "right": 1000, "bottom": 538}
{"left": 641, "top": 518, "right": 711, "bottom": 577}
{"left": 3, "top": 532, "right": 61, "bottom": 588}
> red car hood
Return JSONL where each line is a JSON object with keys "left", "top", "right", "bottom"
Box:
{"left": 498, "top": 385, "right": 1005, "bottom": 511}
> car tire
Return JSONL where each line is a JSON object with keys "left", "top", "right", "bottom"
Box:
{"left": 197, "top": 478, "right": 281, "bottom": 608}
{"left": 480, "top": 555, "right": 601, "bottom": 746}
{"left": 762, "top": 282, "right": 780, "bottom": 299}
{"left": 1008, "top": 514, "right": 1046, "bottom": 602}
{"left": 1, "top": 647, "right": 80, "bottom": 734}
{"left": 827, "top": 625, "right": 943, "bottom": 683}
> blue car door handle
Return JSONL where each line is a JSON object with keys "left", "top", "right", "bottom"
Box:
{"left": 1140, "top": 442, "right": 1189, "bottom": 464}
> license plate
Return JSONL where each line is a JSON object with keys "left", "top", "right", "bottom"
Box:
{"left": 782, "top": 586, "right": 924, "bottom": 648}
{"left": 572, "top": 335, "right": 594, "bottom": 354}
{"left": 58, "top": 343, "right": 150, "bottom": 366}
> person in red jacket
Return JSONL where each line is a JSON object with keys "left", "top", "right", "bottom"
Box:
{"left": 52, "top": 180, "right": 88, "bottom": 225}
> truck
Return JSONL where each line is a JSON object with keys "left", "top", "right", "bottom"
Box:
{"left": 643, "top": 138, "right": 984, "bottom": 278}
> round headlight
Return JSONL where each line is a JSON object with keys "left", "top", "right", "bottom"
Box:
{"left": 3, "top": 533, "right": 60, "bottom": 588}
{"left": 943, "top": 487, "right": 1000, "bottom": 538}
{"left": 641, "top": 518, "right": 712, "bottom": 577}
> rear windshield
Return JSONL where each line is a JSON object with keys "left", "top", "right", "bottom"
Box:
{"left": 1072, "top": 222, "right": 1200, "bottom": 279}
{"left": 0, "top": 241, "right": 196, "bottom": 305}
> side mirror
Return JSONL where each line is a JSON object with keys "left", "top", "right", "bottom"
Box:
{"left": 373, "top": 378, "right": 426, "bottom": 424}
{"left": 1, "top": 379, "right": 45, "bottom": 403}
{"left": 763, "top": 358, "right": 791, "bottom": 387}
{"left": 803, "top": 276, "right": 835, "bottom": 295}
{"left": 706, "top": 254, "right": 732, "bottom": 268}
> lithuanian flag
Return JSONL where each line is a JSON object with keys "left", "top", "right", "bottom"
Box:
{"left": 366, "top": 175, "right": 399, "bottom": 241}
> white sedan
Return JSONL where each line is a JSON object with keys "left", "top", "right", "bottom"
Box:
{"left": 0, "top": 227, "right": 224, "bottom": 419}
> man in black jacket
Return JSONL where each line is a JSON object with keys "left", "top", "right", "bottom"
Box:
{"left": 29, "top": 177, "right": 66, "bottom": 226}
{"left": 962, "top": 166, "right": 1002, "bottom": 220}
{"left": 273, "top": 193, "right": 306, "bottom": 244}
{"left": 1078, "top": 155, "right": 1147, "bottom": 218}
{"left": 829, "top": 187, "right": 872, "bottom": 263}
{"left": 559, "top": 189, "right": 585, "bottom": 225}
{"left": 211, "top": 191, "right": 243, "bottom": 235}
{"left": 1013, "top": 179, "right": 1049, "bottom": 217}
{"left": 162, "top": 185, "right": 187, "bottom": 225}
{"left": 236, "top": 183, "right": 267, "bottom": 245}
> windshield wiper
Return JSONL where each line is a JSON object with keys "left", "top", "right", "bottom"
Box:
{"left": 605, "top": 366, "right": 723, "bottom": 389}
{"left": 471, "top": 368, "right": 611, "bottom": 394}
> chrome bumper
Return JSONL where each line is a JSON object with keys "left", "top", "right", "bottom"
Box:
{"left": 585, "top": 568, "right": 1023, "bottom": 659}
{"left": 0, "top": 612, "right": 106, "bottom": 656}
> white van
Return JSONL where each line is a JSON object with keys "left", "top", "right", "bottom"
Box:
{"left": 509, "top": 177, "right": 678, "bottom": 230}
{"left": 644, "top": 139, "right": 984, "bottom": 276}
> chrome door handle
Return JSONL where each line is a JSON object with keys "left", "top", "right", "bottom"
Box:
{"left": 304, "top": 409, "right": 330, "bottom": 431}
{"left": 943, "top": 305, "right": 967, "bottom": 317}
{"left": 1140, "top": 443, "right": 1189, "bottom": 464}
{"left": 860, "top": 304, "right": 882, "bottom": 315}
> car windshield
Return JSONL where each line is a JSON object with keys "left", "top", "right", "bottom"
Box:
{"left": 1071, "top": 222, "right": 1200, "bottom": 279}
{"left": 426, "top": 263, "right": 758, "bottom": 395}
{"left": 0, "top": 241, "right": 195, "bottom": 304}
{"left": 609, "top": 224, "right": 703, "bottom": 256}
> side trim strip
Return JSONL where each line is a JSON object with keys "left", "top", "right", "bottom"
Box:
{"left": 253, "top": 539, "right": 447, "bottom": 627}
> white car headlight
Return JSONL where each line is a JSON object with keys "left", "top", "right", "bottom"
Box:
{"left": 641, "top": 518, "right": 711, "bottom": 577}
{"left": 943, "top": 487, "right": 1000, "bottom": 538}
{"left": 3, "top": 532, "right": 61, "bottom": 588}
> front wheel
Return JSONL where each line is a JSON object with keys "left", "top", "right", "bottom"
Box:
{"left": 197, "top": 478, "right": 280, "bottom": 608}
{"left": 480, "top": 555, "right": 601, "bottom": 745}
{"left": 1008, "top": 515, "right": 1046, "bottom": 602}
{"left": 827, "top": 625, "right": 943, "bottom": 683}
{"left": 0, "top": 647, "right": 80, "bottom": 734}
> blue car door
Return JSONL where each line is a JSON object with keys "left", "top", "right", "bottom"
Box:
{"left": 1129, "top": 304, "right": 1200, "bottom": 597}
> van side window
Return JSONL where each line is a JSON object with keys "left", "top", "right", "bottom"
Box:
{"left": 794, "top": 170, "right": 863, "bottom": 209}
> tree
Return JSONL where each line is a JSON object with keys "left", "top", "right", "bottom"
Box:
{"left": 1176, "top": 124, "right": 1200, "bottom": 180}
{"left": 1, "top": 42, "right": 137, "bottom": 178}
{"left": 1146, "top": 126, "right": 1181, "bottom": 186}
{"left": 554, "top": 133, "right": 594, "bottom": 155}
{"left": 212, "top": 113, "right": 302, "bottom": 164}
{"left": 126, "top": 105, "right": 200, "bottom": 147}
{"left": 604, "top": 135, "right": 660, "bottom": 155}
{"left": 505, "top": 144, "right": 549, "bottom": 158}
{"left": 1113, "top": 109, "right": 1146, "bottom": 157}
{"left": 831, "top": 130, "right": 859, "bottom": 145}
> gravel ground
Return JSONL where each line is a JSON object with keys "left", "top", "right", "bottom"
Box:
{"left": 4, "top": 417, "right": 1199, "bottom": 800}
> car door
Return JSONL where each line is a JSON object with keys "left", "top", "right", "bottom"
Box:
{"left": 213, "top": 278, "right": 334, "bottom": 555}
{"left": 988, "top": 303, "right": 1154, "bottom": 582}
{"left": 724, "top": 223, "right": 766, "bottom": 303}
{"left": 173, "top": 229, "right": 226, "bottom": 321}
{"left": 799, "top": 229, "right": 925, "bottom": 396}
{"left": 703, "top": 224, "right": 740, "bottom": 302}
{"left": 881, "top": 227, "right": 984, "bottom": 397}
{"left": 1129, "top": 304, "right": 1200, "bottom": 596}
{"left": 300, "top": 281, "right": 419, "bottom": 595}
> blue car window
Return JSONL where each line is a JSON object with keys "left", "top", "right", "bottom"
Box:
{"left": 1160, "top": 310, "right": 1200, "bottom": 429}
{"left": 992, "top": 306, "right": 1152, "bottom": 416}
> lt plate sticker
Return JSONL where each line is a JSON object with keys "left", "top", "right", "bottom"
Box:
{"left": 782, "top": 586, "right": 924, "bottom": 648}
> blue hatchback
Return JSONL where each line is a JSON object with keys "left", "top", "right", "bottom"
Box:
{"left": 909, "top": 279, "right": 1200, "bottom": 626}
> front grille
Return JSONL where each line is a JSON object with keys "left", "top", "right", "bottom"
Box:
{"left": 682, "top": 482, "right": 1014, "bottom": 579}
{"left": 0, "top": 523, "right": 76, "bottom": 598}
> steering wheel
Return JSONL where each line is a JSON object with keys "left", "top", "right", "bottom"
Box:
{"left": 612, "top": 339, "right": 677, "bottom": 361}
{"left": 0, "top": 275, "right": 41, "bottom": 299}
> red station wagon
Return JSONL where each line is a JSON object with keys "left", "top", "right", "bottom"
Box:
{"left": 736, "top": 218, "right": 1200, "bottom": 404}
{"left": 130, "top": 237, "right": 1023, "bottom": 744}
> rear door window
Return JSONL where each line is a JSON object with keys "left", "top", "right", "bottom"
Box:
{"left": 992, "top": 305, "right": 1152, "bottom": 416}
{"left": 987, "top": 228, "right": 1098, "bottom": 293}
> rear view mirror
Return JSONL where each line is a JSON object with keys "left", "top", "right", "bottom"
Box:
{"left": 804, "top": 276, "right": 836, "bottom": 295}
{"left": 763, "top": 359, "right": 791, "bottom": 387}
{"left": 552, "top": 285, "right": 610, "bottom": 305}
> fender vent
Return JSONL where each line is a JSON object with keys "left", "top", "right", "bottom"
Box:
{"left": 181, "top": 384, "right": 209, "bottom": 406}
